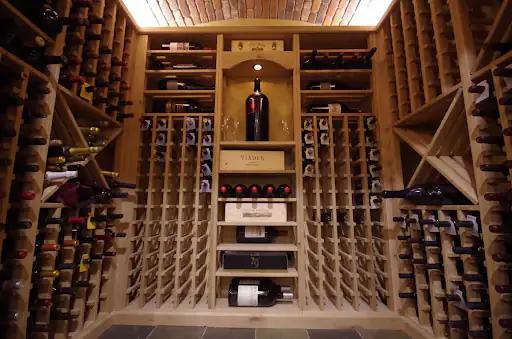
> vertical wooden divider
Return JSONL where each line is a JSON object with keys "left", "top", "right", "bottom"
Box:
{"left": 411, "top": 0, "right": 441, "bottom": 102}
{"left": 208, "top": 34, "right": 222, "bottom": 309}
{"left": 312, "top": 116, "right": 324, "bottom": 309}
{"left": 327, "top": 115, "right": 342, "bottom": 309}
{"left": 139, "top": 116, "right": 157, "bottom": 307}
{"left": 448, "top": 0, "right": 509, "bottom": 337}
{"left": 390, "top": 11, "right": 412, "bottom": 119}
{"left": 156, "top": 115, "right": 173, "bottom": 307}
{"left": 400, "top": 0, "right": 425, "bottom": 111}
{"left": 428, "top": 0, "right": 458, "bottom": 92}
{"left": 293, "top": 34, "right": 306, "bottom": 310}
{"left": 68, "top": 5, "right": 90, "bottom": 95}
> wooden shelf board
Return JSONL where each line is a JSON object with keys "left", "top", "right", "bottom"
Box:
{"left": 217, "top": 221, "right": 297, "bottom": 227}
{"left": 221, "top": 51, "right": 295, "bottom": 71}
{"left": 399, "top": 204, "right": 480, "bottom": 211}
{"left": 217, "top": 243, "right": 298, "bottom": 252}
{"left": 471, "top": 49, "right": 512, "bottom": 81}
{"left": 393, "top": 127, "right": 434, "bottom": 157}
{"left": 301, "top": 90, "right": 372, "bottom": 100}
{"left": 216, "top": 267, "right": 298, "bottom": 277}
{"left": 0, "top": 0, "right": 55, "bottom": 45}
{"left": 147, "top": 49, "right": 217, "bottom": 55}
{"left": 41, "top": 202, "right": 66, "bottom": 209}
{"left": 218, "top": 198, "right": 297, "bottom": 202}
{"left": 59, "top": 86, "right": 121, "bottom": 127}
{"left": 0, "top": 47, "right": 48, "bottom": 83}
{"left": 145, "top": 69, "right": 216, "bottom": 76}
{"left": 219, "top": 169, "right": 295, "bottom": 175}
{"left": 407, "top": 158, "right": 441, "bottom": 187}
{"left": 219, "top": 141, "right": 295, "bottom": 150}
{"left": 425, "top": 156, "right": 478, "bottom": 204}
{"left": 394, "top": 86, "right": 460, "bottom": 128}
{"left": 144, "top": 90, "right": 215, "bottom": 98}
{"left": 300, "top": 49, "right": 372, "bottom": 55}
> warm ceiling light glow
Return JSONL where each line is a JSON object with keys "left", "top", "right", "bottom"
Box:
{"left": 253, "top": 64, "right": 263, "bottom": 71}
{"left": 349, "top": 0, "right": 394, "bottom": 26}
{"left": 121, "top": 0, "right": 165, "bottom": 27}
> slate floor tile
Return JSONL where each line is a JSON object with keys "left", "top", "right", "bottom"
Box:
{"left": 308, "top": 329, "right": 363, "bottom": 339}
{"left": 147, "top": 326, "right": 206, "bottom": 339}
{"left": 203, "top": 327, "right": 255, "bottom": 339}
{"left": 99, "top": 325, "right": 155, "bottom": 339}
{"left": 255, "top": 328, "right": 308, "bottom": 339}
{"left": 357, "top": 329, "right": 411, "bottom": 339}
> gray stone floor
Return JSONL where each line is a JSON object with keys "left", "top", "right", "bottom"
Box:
{"left": 98, "top": 325, "right": 412, "bottom": 339}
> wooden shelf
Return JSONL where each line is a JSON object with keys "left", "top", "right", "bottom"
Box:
{"left": 217, "top": 221, "right": 298, "bottom": 227}
{"left": 218, "top": 198, "right": 297, "bottom": 203}
{"left": 217, "top": 243, "right": 298, "bottom": 252}
{"left": 145, "top": 69, "right": 217, "bottom": 76}
{"left": 0, "top": 0, "right": 55, "bottom": 46}
{"left": 219, "top": 141, "right": 295, "bottom": 150}
{"left": 144, "top": 90, "right": 216, "bottom": 98}
{"left": 216, "top": 267, "right": 298, "bottom": 278}
{"left": 393, "top": 127, "right": 434, "bottom": 157}
{"left": 59, "top": 86, "right": 121, "bottom": 127}
{"left": 219, "top": 169, "right": 295, "bottom": 175}
{"left": 147, "top": 49, "right": 217, "bottom": 56}
{"left": 301, "top": 90, "right": 372, "bottom": 100}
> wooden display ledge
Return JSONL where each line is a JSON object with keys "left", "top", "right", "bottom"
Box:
{"left": 71, "top": 304, "right": 435, "bottom": 339}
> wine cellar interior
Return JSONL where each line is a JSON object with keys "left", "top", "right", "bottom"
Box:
{"left": 1, "top": 0, "right": 512, "bottom": 338}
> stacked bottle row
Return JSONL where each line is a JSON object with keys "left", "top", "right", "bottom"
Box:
{"left": 134, "top": 114, "right": 213, "bottom": 308}
{"left": 395, "top": 208, "right": 492, "bottom": 338}
{"left": 384, "top": 0, "right": 460, "bottom": 119}
{"left": 58, "top": 0, "right": 135, "bottom": 122}
{"left": 26, "top": 203, "right": 127, "bottom": 337}
{"left": 300, "top": 114, "right": 386, "bottom": 311}
{"left": 0, "top": 49, "right": 55, "bottom": 337}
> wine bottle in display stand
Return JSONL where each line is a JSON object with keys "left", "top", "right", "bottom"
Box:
{"left": 228, "top": 278, "right": 293, "bottom": 307}
{"left": 246, "top": 78, "right": 269, "bottom": 141}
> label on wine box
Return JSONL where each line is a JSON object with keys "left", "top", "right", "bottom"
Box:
{"left": 237, "top": 285, "right": 259, "bottom": 306}
{"left": 220, "top": 150, "right": 284, "bottom": 171}
{"left": 465, "top": 215, "right": 479, "bottom": 237}
{"left": 245, "top": 226, "right": 265, "bottom": 238}
{"left": 225, "top": 203, "right": 287, "bottom": 222}
{"left": 475, "top": 80, "right": 489, "bottom": 104}
{"left": 79, "top": 83, "right": 93, "bottom": 103}
{"left": 231, "top": 40, "right": 284, "bottom": 52}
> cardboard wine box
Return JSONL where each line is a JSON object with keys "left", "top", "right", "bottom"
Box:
{"left": 220, "top": 150, "right": 285, "bottom": 171}
{"left": 225, "top": 203, "right": 287, "bottom": 223}
{"left": 223, "top": 251, "right": 288, "bottom": 269}
{"left": 231, "top": 40, "right": 284, "bottom": 52}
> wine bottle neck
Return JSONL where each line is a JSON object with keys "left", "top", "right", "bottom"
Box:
{"left": 254, "top": 78, "right": 261, "bottom": 93}
{"left": 381, "top": 190, "right": 404, "bottom": 198}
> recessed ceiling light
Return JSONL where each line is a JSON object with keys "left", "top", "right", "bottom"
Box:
{"left": 253, "top": 64, "right": 263, "bottom": 71}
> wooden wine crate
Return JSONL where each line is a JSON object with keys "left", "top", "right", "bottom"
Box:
{"left": 219, "top": 150, "right": 285, "bottom": 171}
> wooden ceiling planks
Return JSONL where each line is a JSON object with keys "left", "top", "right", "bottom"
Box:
{"left": 146, "top": 0, "right": 365, "bottom": 26}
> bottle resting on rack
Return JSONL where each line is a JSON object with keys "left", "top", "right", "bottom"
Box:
{"left": 382, "top": 184, "right": 469, "bottom": 205}
{"left": 228, "top": 278, "right": 293, "bottom": 307}
{"left": 246, "top": 78, "right": 269, "bottom": 141}
{"left": 236, "top": 226, "right": 287, "bottom": 243}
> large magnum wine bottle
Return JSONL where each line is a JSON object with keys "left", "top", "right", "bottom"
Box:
{"left": 246, "top": 78, "right": 269, "bottom": 141}
{"left": 382, "top": 184, "right": 468, "bottom": 205}
{"left": 228, "top": 278, "right": 293, "bottom": 307}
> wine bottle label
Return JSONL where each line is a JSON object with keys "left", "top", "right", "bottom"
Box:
{"left": 304, "top": 164, "right": 315, "bottom": 177}
{"left": 475, "top": 80, "right": 489, "bottom": 104}
{"left": 370, "top": 195, "right": 381, "bottom": 209}
{"left": 365, "top": 117, "right": 377, "bottom": 131}
{"left": 409, "top": 215, "right": 421, "bottom": 231}
{"left": 157, "top": 120, "right": 167, "bottom": 131}
{"left": 328, "top": 104, "right": 341, "bottom": 114}
{"left": 465, "top": 215, "right": 479, "bottom": 237}
{"left": 443, "top": 216, "right": 457, "bottom": 235}
{"left": 237, "top": 285, "right": 259, "bottom": 306}
{"left": 201, "top": 163, "right": 212, "bottom": 177}
{"left": 305, "top": 147, "right": 315, "bottom": 159}
{"left": 187, "top": 133, "right": 197, "bottom": 146}
{"left": 202, "top": 148, "right": 212, "bottom": 161}
{"left": 164, "top": 79, "right": 179, "bottom": 90}
{"left": 370, "top": 180, "right": 382, "bottom": 193}
{"left": 202, "top": 134, "right": 212, "bottom": 146}
{"left": 368, "top": 164, "right": 380, "bottom": 178}
{"left": 319, "top": 82, "right": 331, "bottom": 90}
{"left": 156, "top": 133, "right": 166, "bottom": 146}
{"left": 452, "top": 286, "right": 466, "bottom": 307}
{"left": 200, "top": 179, "right": 211, "bottom": 192}
{"left": 320, "top": 132, "right": 329, "bottom": 145}
{"left": 368, "top": 149, "right": 379, "bottom": 161}
{"left": 425, "top": 214, "right": 439, "bottom": 233}
{"left": 303, "top": 119, "right": 313, "bottom": 131}
{"left": 245, "top": 226, "right": 265, "bottom": 238}
{"left": 79, "top": 83, "right": 94, "bottom": 103}
{"left": 79, "top": 253, "right": 90, "bottom": 272}
{"left": 203, "top": 118, "right": 213, "bottom": 131}
{"left": 303, "top": 132, "right": 314, "bottom": 145}
{"left": 186, "top": 117, "right": 197, "bottom": 131}
{"left": 318, "top": 118, "right": 329, "bottom": 130}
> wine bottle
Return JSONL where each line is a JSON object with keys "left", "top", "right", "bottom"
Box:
{"left": 246, "top": 78, "right": 269, "bottom": 141}
{"left": 248, "top": 184, "right": 261, "bottom": 198}
{"left": 306, "top": 81, "right": 347, "bottom": 90}
{"left": 261, "top": 184, "right": 275, "bottom": 198}
{"left": 398, "top": 292, "right": 416, "bottom": 299}
{"left": 382, "top": 184, "right": 468, "bottom": 205}
{"left": 0, "top": 126, "right": 17, "bottom": 139}
{"left": 356, "top": 47, "right": 377, "bottom": 69}
{"left": 476, "top": 135, "right": 503, "bottom": 145}
{"left": 48, "top": 145, "right": 100, "bottom": 158}
{"left": 45, "top": 171, "right": 78, "bottom": 182}
{"left": 484, "top": 190, "right": 512, "bottom": 202}
{"left": 219, "top": 184, "right": 233, "bottom": 197}
{"left": 236, "top": 226, "right": 286, "bottom": 243}
{"left": 233, "top": 184, "right": 248, "bottom": 198}
{"left": 483, "top": 42, "right": 512, "bottom": 54}
{"left": 276, "top": 184, "right": 292, "bottom": 198}
{"left": 161, "top": 41, "right": 203, "bottom": 50}
{"left": 228, "top": 278, "right": 293, "bottom": 307}
{"left": 302, "top": 49, "right": 319, "bottom": 69}
{"left": 307, "top": 103, "right": 353, "bottom": 114}
{"left": 480, "top": 160, "right": 512, "bottom": 175}
{"left": 158, "top": 77, "right": 212, "bottom": 90}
